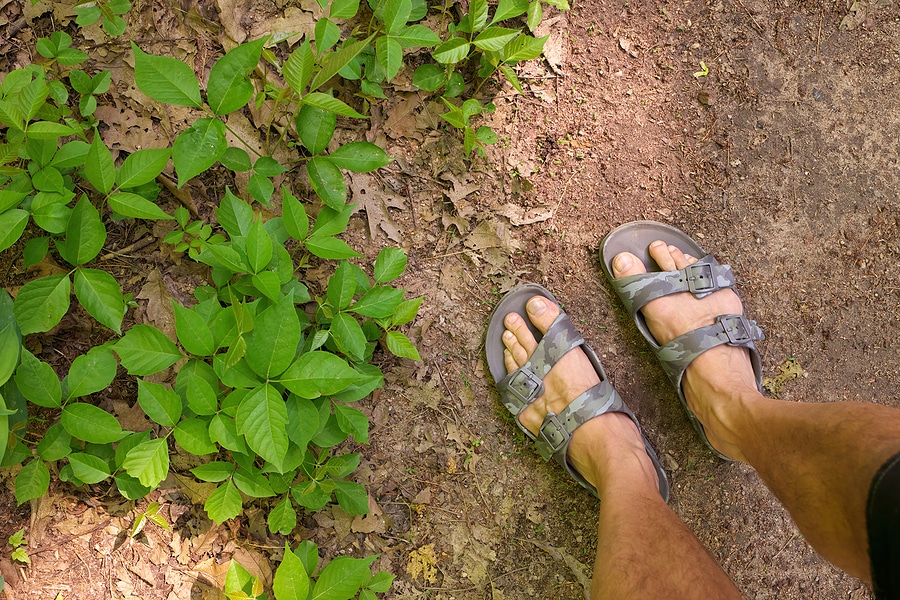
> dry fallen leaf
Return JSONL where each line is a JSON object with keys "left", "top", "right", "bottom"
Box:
{"left": 406, "top": 543, "right": 439, "bottom": 584}
{"left": 763, "top": 358, "right": 806, "bottom": 397}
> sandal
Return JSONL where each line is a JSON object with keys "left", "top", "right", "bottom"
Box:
{"left": 599, "top": 221, "right": 765, "bottom": 460}
{"left": 486, "top": 283, "right": 670, "bottom": 501}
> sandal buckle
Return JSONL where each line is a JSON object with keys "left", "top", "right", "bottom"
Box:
{"left": 686, "top": 263, "right": 716, "bottom": 293}
{"left": 539, "top": 412, "right": 569, "bottom": 455}
{"left": 719, "top": 315, "right": 751, "bottom": 344}
{"left": 508, "top": 368, "right": 543, "bottom": 404}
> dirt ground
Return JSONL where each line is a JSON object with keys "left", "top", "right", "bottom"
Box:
{"left": 1, "top": 0, "right": 899, "bottom": 598}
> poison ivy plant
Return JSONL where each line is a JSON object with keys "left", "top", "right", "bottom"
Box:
{"left": 226, "top": 541, "right": 394, "bottom": 599}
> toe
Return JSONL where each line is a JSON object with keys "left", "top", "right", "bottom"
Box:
{"left": 524, "top": 295, "right": 561, "bottom": 334}
{"left": 683, "top": 253, "right": 699, "bottom": 264}
{"left": 667, "top": 244, "right": 692, "bottom": 270}
{"left": 649, "top": 240, "right": 678, "bottom": 271}
{"left": 503, "top": 312, "right": 538, "bottom": 357}
{"left": 502, "top": 329, "right": 530, "bottom": 369}
{"left": 611, "top": 251, "right": 647, "bottom": 278}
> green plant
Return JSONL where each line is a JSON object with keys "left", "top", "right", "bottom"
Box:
{"left": 8, "top": 528, "right": 29, "bottom": 565}
{"left": 0, "top": 33, "right": 420, "bottom": 534}
{"left": 226, "top": 541, "right": 393, "bottom": 600}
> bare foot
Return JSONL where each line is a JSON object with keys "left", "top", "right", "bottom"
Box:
{"left": 610, "top": 240, "right": 760, "bottom": 461}
{"left": 502, "top": 296, "right": 659, "bottom": 494}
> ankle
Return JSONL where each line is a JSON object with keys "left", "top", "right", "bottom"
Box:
{"left": 568, "top": 414, "right": 659, "bottom": 492}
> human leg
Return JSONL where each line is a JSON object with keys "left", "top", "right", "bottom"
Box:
{"left": 609, "top": 239, "right": 900, "bottom": 582}
{"left": 500, "top": 298, "right": 742, "bottom": 599}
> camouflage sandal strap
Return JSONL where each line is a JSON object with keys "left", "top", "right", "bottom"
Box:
{"left": 656, "top": 313, "right": 765, "bottom": 460}
{"left": 496, "top": 312, "right": 584, "bottom": 419}
{"left": 612, "top": 254, "right": 736, "bottom": 316}
{"left": 531, "top": 342, "right": 670, "bottom": 500}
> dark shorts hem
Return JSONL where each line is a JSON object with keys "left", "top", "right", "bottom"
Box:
{"left": 868, "top": 450, "right": 900, "bottom": 599}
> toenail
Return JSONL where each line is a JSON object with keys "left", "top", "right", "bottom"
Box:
{"left": 527, "top": 296, "right": 548, "bottom": 315}
{"left": 613, "top": 253, "right": 633, "bottom": 272}
{"left": 504, "top": 313, "right": 519, "bottom": 326}
{"left": 503, "top": 330, "right": 515, "bottom": 342}
{"left": 650, "top": 240, "right": 665, "bottom": 248}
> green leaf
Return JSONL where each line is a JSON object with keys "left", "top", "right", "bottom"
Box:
{"left": 471, "top": 0, "right": 488, "bottom": 29}
{"left": 253, "top": 156, "right": 286, "bottom": 177}
{"left": 273, "top": 545, "right": 310, "bottom": 599}
{"left": 305, "top": 236, "right": 361, "bottom": 259}
{"left": 246, "top": 216, "right": 273, "bottom": 273}
{"left": 245, "top": 295, "right": 300, "bottom": 378}
{"left": 122, "top": 438, "right": 169, "bottom": 488}
{"left": 225, "top": 559, "right": 256, "bottom": 596}
{"left": 233, "top": 469, "right": 275, "bottom": 497}
{"left": 307, "top": 157, "right": 347, "bottom": 209}
{"left": 209, "top": 413, "right": 249, "bottom": 454}
{"left": 279, "top": 351, "right": 363, "bottom": 398}
{"left": 499, "top": 63, "right": 524, "bottom": 94}
{"left": 37, "top": 423, "right": 72, "bottom": 461}
{"left": 186, "top": 377, "right": 218, "bottom": 416}
{"left": 333, "top": 480, "right": 368, "bottom": 514}
{"left": 473, "top": 27, "right": 520, "bottom": 51}
{"left": 329, "top": 0, "right": 360, "bottom": 19}
{"left": 283, "top": 41, "right": 314, "bottom": 94}
{"left": 62, "top": 403, "right": 128, "bottom": 443}
{"left": 310, "top": 38, "right": 371, "bottom": 92}
{"left": 56, "top": 196, "right": 106, "bottom": 267}
{"left": 349, "top": 286, "right": 403, "bottom": 319}
{"left": 113, "top": 324, "right": 184, "bottom": 375}
{"left": 334, "top": 403, "right": 368, "bottom": 443}
{"left": 27, "top": 121, "right": 77, "bottom": 138}
{"left": 117, "top": 147, "right": 171, "bottom": 188}
{"left": 330, "top": 313, "right": 366, "bottom": 361}
{"left": 220, "top": 147, "right": 252, "bottom": 172}
{"left": 282, "top": 188, "right": 309, "bottom": 241}
{"left": 395, "top": 25, "right": 441, "bottom": 48}
{"left": 296, "top": 104, "right": 336, "bottom": 155}
{"left": 310, "top": 555, "right": 376, "bottom": 600}
{"left": 84, "top": 133, "right": 115, "bottom": 195}
{"left": 74, "top": 268, "right": 126, "bottom": 333}
{"left": 251, "top": 271, "right": 281, "bottom": 302}
{"left": 315, "top": 17, "right": 341, "bottom": 52}
{"left": 375, "top": 37, "right": 404, "bottom": 82}
{"left": 15, "top": 459, "right": 50, "bottom": 505}
{"left": 325, "top": 142, "right": 392, "bottom": 172}
{"left": 302, "top": 92, "right": 367, "bottom": 119}
{"left": 137, "top": 379, "right": 182, "bottom": 427}
{"left": 14, "top": 349, "right": 61, "bottom": 408}
{"left": 207, "top": 37, "right": 266, "bottom": 115}
{"left": 0, "top": 324, "right": 20, "bottom": 387}
{"left": 268, "top": 499, "right": 298, "bottom": 536}
{"left": 373, "top": 247, "right": 407, "bottom": 282}
{"left": 0, "top": 209, "right": 28, "bottom": 254}
{"left": 107, "top": 192, "right": 171, "bottom": 220}
{"left": 174, "top": 418, "right": 218, "bottom": 454}
{"left": 217, "top": 188, "right": 253, "bottom": 238}
{"left": 286, "top": 394, "right": 319, "bottom": 449}
{"left": 383, "top": 0, "right": 412, "bottom": 34}
{"left": 526, "top": 0, "right": 541, "bottom": 32}
{"left": 67, "top": 346, "right": 117, "bottom": 399}
{"left": 205, "top": 480, "right": 243, "bottom": 522}
{"left": 132, "top": 42, "right": 202, "bottom": 107}
{"left": 327, "top": 261, "right": 356, "bottom": 310}
{"left": 491, "top": 0, "right": 529, "bottom": 23}
{"left": 13, "top": 274, "right": 70, "bottom": 335}
{"left": 68, "top": 452, "right": 112, "bottom": 484}
{"left": 432, "top": 37, "right": 470, "bottom": 65}
{"left": 502, "top": 34, "right": 548, "bottom": 62}
{"left": 191, "top": 461, "right": 235, "bottom": 482}
{"left": 236, "top": 384, "right": 289, "bottom": 471}
{"left": 385, "top": 330, "right": 421, "bottom": 360}
{"left": 367, "top": 571, "right": 395, "bottom": 593}
{"left": 172, "top": 118, "right": 227, "bottom": 188}
{"left": 173, "top": 301, "right": 216, "bottom": 356}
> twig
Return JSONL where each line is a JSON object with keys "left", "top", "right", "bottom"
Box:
{"left": 157, "top": 173, "right": 199, "bottom": 217}
{"left": 98, "top": 235, "right": 156, "bottom": 261}
{"left": 420, "top": 248, "right": 472, "bottom": 261}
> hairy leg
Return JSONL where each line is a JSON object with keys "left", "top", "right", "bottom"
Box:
{"left": 502, "top": 298, "right": 741, "bottom": 599}
{"left": 612, "top": 240, "right": 900, "bottom": 580}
